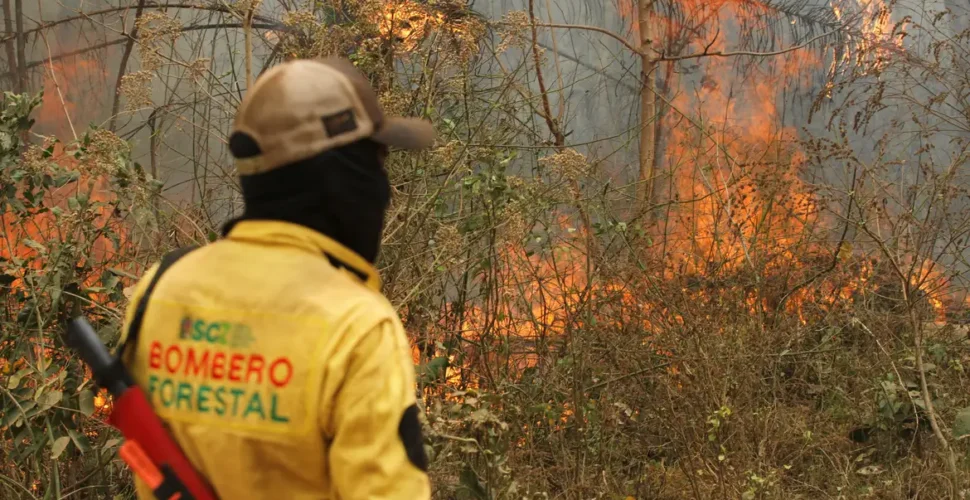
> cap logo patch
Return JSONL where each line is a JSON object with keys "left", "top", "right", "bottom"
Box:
{"left": 322, "top": 109, "right": 358, "bottom": 137}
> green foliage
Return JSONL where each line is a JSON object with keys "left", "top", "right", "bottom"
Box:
{"left": 955, "top": 407, "right": 970, "bottom": 440}
{"left": 0, "top": 92, "right": 146, "bottom": 499}
{"left": 0, "top": 91, "right": 42, "bottom": 160}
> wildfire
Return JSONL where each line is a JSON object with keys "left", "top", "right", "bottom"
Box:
{"left": 657, "top": 1, "right": 823, "bottom": 288}
{"left": 411, "top": 0, "right": 954, "bottom": 406}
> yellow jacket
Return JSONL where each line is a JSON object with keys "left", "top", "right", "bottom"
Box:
{"left": 118, "top": 219, "right": 430, "bottom": 500}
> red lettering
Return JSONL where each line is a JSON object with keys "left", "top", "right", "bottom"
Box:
{"left": 228, "top": 354, "right": 244, "bottom": 382}
{"left": 164, "top": 345, "right": 183, "bottom": 374}
{"left": 149, "top": 341, "right": 162, "bottom": 369}
{"left": 211, "top": 352, "right": 226, "bottom": 379}
{"left": 269, "top": 358, "right": 293, "bottom": 388}
{"left": 185, "top": 348, "right": 209, "bottom": 378}
{"left": 246, "top": 355, "right": 264, "bottom": 384}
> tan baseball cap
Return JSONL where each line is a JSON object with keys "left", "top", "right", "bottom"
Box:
{"left": 229, "top": 57, "right": 435, "bottom": 175}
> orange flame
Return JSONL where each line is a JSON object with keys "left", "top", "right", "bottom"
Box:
{"left": 1, "top": 142, "right": 135, "bottom": 308}
{"left": 831, "top": 0, "right": 904, "bottom": 76}
{"left": 415, "top": 0, "right": 947, "bottom": 403}
{"left": 379, "top": 1, "right": 444, "bottom": 51}
{"left": 35, "top": 56, "right": 107, "bottom": 139}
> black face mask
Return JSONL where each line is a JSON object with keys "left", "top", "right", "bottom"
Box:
{"left": 224, "top": 139, "right": 391, "bottom": 264}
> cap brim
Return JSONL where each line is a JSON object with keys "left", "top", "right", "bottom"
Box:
{"left": 372, "top": 117, "right": 435, "bottom": 150}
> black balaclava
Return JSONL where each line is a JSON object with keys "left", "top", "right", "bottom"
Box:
{"left": 223, "top": 138, "right": 391, "bottom": 264}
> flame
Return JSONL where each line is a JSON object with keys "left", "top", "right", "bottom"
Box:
{"left": 379, "top": 1, "right": 444, "bottom": 52}
{"left": 413, "top": 0, "right": 946, "bottom": 406}
{"left": 1, "top": 142, "right": 135, "bottom": 308}
{"left": 909, "top": 258, "right": 950, "bottom": 323}
{"left": 35, "top": 56, "right": 107, "bottom": 139}
{"left": 656, "top": 0, "right": 823, "bottom": 291}
{"left": 831, "top": 0, "right": 904, "bottom": 76}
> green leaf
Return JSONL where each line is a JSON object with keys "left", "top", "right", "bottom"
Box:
{"left": 954, "top": 407, "right": 970, "bottom": 439}
{"left": 68, "top": 429, "right": 91, "bottom": 453}
{"left": 420, "top": 356, "right": 449, "bottom": 382}
{"left": 22, "top": 238, "right": 46, "bottom": 253}
{"left": 102, "top": 274, "right": 120, "bottom": 292}
{"left": 52, "top": 171, "right": 78, "bottom": 187}
{"left": 38, "top": 389, "right": 62, "bottom": 412}
{"left": 8, "top": 197, "right": 26, "bottom": 213}
{"left": 459, "top": 465, "right": 487, "bottom": 499}
{"left": 78, "top": 389, "right": 95, "bottom": 417}
{"left": 7, "top": 367, "right": 30, "bottom": 389}
{"left": 0, "top": 400, "right": 36, "bottom": 427}
{"left": 50, "top": 436, "right": 71, "bottom": 459}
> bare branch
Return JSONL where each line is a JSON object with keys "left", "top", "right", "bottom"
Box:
{"left": 0, "top": 2, "right": 281, "bottom": 43}
{"left": 657, "top": 28, "right": 840, "bottom": 62}
{"left": 0, "top": 23, "right": 284, "bottom": 81}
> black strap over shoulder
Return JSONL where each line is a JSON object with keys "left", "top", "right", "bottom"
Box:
{"left": 118, "top": 245, "right": 199, "bottom": 360}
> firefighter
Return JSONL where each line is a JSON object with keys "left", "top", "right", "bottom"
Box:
{"left": 117, "top": 57, "right": 434, "bottom": 499}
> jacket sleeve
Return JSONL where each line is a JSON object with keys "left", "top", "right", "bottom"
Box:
{"left": 327, "top": 317, "right": 431, "bottom": 500}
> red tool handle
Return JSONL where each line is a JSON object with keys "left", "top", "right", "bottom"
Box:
{"left": 110, "top": 387, "right": 218, "bottom": 500}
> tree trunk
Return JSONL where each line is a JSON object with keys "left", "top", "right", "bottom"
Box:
{"left": 2, "top": 0, "right": 15, "bottom": 89}
{"left": 14, "top": 0, "right": 26, "bottom": 92}
{"left": 148, "top": 111, "right": 161, "bottom": 233}
{"left": 637, "top": 0, "right": 658, "bottom": 216}
{"left": 244, "top": 10, "right": 253, "bottom": 89}
{"left": 108, "top": 0, "right": 148, "bottom": 132}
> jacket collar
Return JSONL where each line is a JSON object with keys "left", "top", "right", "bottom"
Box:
{"left": 225, "top": 219, "right": 381, "bottom": 292}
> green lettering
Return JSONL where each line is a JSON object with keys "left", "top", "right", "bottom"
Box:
{"left": 229, "top": 388, "right": 246, "bottom": 416}
{"left": 197, "top": 384, "right": 212, "bottom": 413}
{"left": 206, "top": 323, "right": 221, "bottom": 344}
{"left": 214, "top": 387, "right": 227, "bottom": 416}
{"left": 159, "top": 379, "right": 175, "bottom": 408}
{"left": 270, "top": 393, "right": 289, "bottom": 423}
{"left": 193, "top": 320, "right": 206, "bottom": 341}
{"left": 147, "top": 374, "right": 159, "bottom": 400}
{"left": 243, "top": 392, "right": 265, "bottom": 420}
{"left": 176, "top": 382, "right": 193, "bottom": 410}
